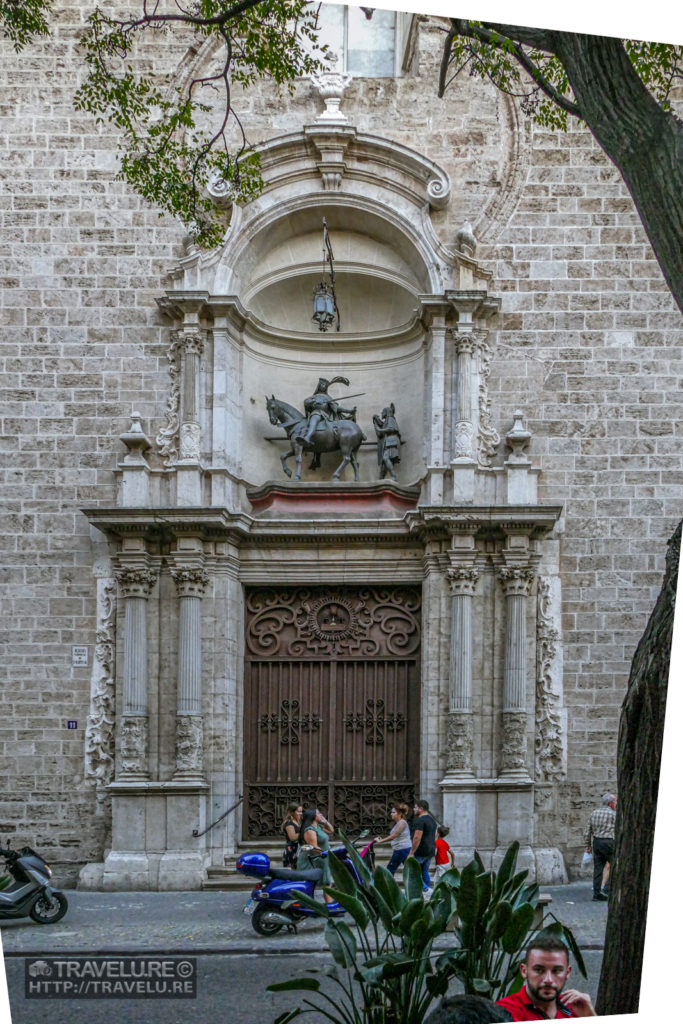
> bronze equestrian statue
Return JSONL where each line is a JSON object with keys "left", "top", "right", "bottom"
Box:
{"left": 266, "top": 377, "right": 365, "bottom": 481}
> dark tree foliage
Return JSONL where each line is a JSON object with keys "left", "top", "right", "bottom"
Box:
{"left": 439, "top": 20, "right": 683, "bottom": 313}
{"left": 596, "top": 520, "right": 680, "bottom": 1014}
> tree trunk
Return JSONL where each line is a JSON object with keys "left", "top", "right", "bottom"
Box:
{"left": 550, "top": 34, "right": 683, "bottom": 314}
{"left": 595, "top": 520, "right": 681, "bottom": 1015}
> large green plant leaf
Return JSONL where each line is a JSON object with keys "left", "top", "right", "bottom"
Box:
{"left": 328, "top": 848, "right": 364, "bottom": 896}
{"left": 323, "top": 887, "right": 370, "bottom": 930}
{"left": 493, "top": 841, "right": 519, "bottom": 897}
{"left": 399, "top": 897, "right": 426, "bottom": 933}
{"left": 486, "top": 898, "right": 513, "bottom": 941}
{"left": 325, "top": 919, "right": 358, "bottom": 968}
{"left": 501, "top": 902, "right": 535, "bottom": 953}
{"left": 373, "top": 864, "right": 406, "bottom": 915}
{"left": 337, "top": 829, "right": 373, "bottom": 887}
{"left": 268, "top": 977, "right": 322, "bottom": 992}
{"left": 403, "top": 856, "right": 426, "bottom": 902}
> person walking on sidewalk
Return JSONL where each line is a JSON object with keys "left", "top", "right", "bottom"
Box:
{"left": 433, "top": 825, "right": 456, "bottom": 884}
{"left": 374, "top": 802, "right": 412, "bottom": 875}
{"left": 409, "top": 799, "right": 438, "bottom": 892}
{"left": 584, "top": 792, "right": 617, "bottom": 901}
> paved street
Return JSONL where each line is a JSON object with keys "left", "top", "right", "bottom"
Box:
{"left": 1, "top": 881, "right": 607, "bottom": 1023}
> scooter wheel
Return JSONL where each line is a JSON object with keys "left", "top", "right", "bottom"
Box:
{"left": 251, "top": 902, "right": 285, "bottom": 936}
{"left": 29, "top": 892, "right": 68, "bottom": 925}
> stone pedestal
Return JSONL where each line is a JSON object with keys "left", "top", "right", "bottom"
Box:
{"left": 101, "top": 781, "right": 209, "bottom": 891}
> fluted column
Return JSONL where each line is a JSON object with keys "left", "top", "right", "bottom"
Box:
{"left": 445, "top": 565, "right": 479, "bottom": 775}
{"left": 171, "top": 567, "right": 210, "bottom": 779}
{"left": 452, "top": 334, "right": 477, "bottom": 463}
{"left": 178, "top": 329, "right": 204, "bottom": 463}
{"left": 498, "top": 566, "right": 535, "bottom": 778}
{"left": 115, "top": 568, "right": 157, "bottom": 779}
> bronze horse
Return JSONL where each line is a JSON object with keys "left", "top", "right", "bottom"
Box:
{"left": 266, "top": 395, "right": 365, "bottom": 481}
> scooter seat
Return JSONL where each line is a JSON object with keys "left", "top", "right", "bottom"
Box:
{"left": 268, "top": 867, "right": 322, "bottom": 882}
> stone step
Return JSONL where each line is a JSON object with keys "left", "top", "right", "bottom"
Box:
{"left": 202, "top": 837, "right": 391, "bottom": 890}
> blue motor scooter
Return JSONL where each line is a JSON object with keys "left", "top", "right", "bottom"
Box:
{"left": 236, "top": 832, "right": 375, "bottom": 935}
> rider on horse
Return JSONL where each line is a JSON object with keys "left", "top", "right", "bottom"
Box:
{"left": 300, "top": 376, "right": 357, "bottom": 446}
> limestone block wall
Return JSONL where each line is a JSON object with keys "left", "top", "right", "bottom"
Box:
{"left": 0, "top": 7, "right": 680, "bottom": 881}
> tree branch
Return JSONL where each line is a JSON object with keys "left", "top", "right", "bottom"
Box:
{"left": 441, "top": 19, "right": 582, "bottom": 119}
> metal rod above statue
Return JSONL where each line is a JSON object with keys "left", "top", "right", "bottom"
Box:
{"left": 312, "top": 219, "right": 341, "bottom": 332}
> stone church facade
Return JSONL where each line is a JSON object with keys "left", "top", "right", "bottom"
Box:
{"left": 1, "top": 6, "right": 681, "bottom": 889}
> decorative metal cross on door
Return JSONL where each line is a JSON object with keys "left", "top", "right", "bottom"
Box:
{"left": 259, "top": 699, "right": 322, "bottom": 746}
{"left": 344, "top": 698, "right": 405, "bottom": 745}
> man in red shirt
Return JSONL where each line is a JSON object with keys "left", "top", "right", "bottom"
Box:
{"left": 496, "top": 936, "right": 596, "bottom": 1019}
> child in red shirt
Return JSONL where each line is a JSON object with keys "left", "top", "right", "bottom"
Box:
{"left": 433, "top": 825, "right": 455, "bottom": 883}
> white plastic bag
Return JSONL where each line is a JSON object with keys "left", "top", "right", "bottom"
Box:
{"left": 581, "top": 851, "right": 593, "bottom": 869}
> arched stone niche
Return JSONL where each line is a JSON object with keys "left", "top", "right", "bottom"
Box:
{"left": 160, "top": 122, "right": 499, "bottom": 497}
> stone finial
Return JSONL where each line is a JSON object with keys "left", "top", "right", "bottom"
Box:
{"left": 119, "top": 412, "right": 151, "bottom": 464}
{"left": 311, "top": 52, "right": 352, "bottom": 123}
{"left": 505, "top": 409, "right": 531, "bottom": 463}
{"left": 456, "top": 221, "right": 477, "bottom": 257}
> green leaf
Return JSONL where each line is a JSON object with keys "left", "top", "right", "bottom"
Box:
{"left": 399, "top": 897, "right": 426, "bottom": 933}
{"left": 486, "top": 899, "right": 513, "bottom": 941}
{"left": 325, "top": 919, "right": 357, "bottom": 968}
{"left": 372, "top": 864, "right": 406, "bottom": 915}
{"left": 323, "top": 887, "right": 370, "bottom": 930}
{"left": 402, "top": 856, "right": 425, "bottom": 902}
{"left": 284, "top": 890, "right": 330, "bottom": 918}
{"left": 268, "top": 977, "right": 322, "bottom": 992}
{"left": 493, "top": 841, "right": 519, "bottom": 896}
{"left": 328, "top": 847, "right": 362, "bottom": 896}
{"left": 501, "top": 902, "right": 535, "bottom": 954}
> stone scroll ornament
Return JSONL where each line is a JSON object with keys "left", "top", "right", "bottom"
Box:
{"left": 475, "top": 334, "right": 500, "bottom": 467}
{"left": 535, "top": 577, "right": 565, "bottom": 780}
{"left": 155, "top": 333, "right": 181, "bottom": 466}
{"left": 84, "top": 579, "right": 117, "bottom": 803}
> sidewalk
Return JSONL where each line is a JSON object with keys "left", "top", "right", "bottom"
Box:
{"left": 0, "top": 880, "right": 607, "bottom": 958}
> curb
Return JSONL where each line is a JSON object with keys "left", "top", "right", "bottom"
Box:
{"left": 3, "top": 943, "right": 605, "bottom": 958}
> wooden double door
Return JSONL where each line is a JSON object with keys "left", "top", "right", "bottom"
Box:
{"left": 243, "top": 585, "right": 421, "bottom": 838}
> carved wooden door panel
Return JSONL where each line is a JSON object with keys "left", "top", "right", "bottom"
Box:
{"left": 243, "top": 586, "right": 421, "bottom": 838}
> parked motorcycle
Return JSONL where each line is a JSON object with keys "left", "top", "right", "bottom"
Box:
{"left": 236, "top": 832, "right": 375, "bottom": 936}
{"left": 0, "top": 841, "right": 68, "bottom": 924}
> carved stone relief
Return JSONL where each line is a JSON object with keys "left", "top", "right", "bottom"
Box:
{"left": 156, "top": 333, "right": 181, "bottom": 466}
{"left": 535, "top": 577, "right": 566, "bottom": 781}
{"left": 501, "top": 710, "right": 528, "bottom": 772}
{"left": 446, "top": 712, "right": 474, "bottom": 772}
{"left": 446, "top": 565, "right": 479, "bottom": 596}
{"left": 498, "top": 566, "right": 535, "bottom": 597}
{"left": 475, "top": 335, "right": 500, "bottom": 466}
{"left": 179, "top": 421, "right": 201, "bottom": 462}
{"left": 84, "top": 579, "right": 116, "bottom": 803}
{"left": 175, "top": 714, "right": 203, "bottom": 775}
{"left": 119, "top": 715, "right": 148, "bottom": 776}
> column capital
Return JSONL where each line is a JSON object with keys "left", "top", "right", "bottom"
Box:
{"left": 170, "top": 567, "right": 210, "bottom": 598}
{"left": 498, "top": 565, "right": 535, "bottom": 597}
{"left": 115, "top": 567, "right": 157, "bottom": 599}
{"left": 174, "top": 327, "right": 206, "bottom": 357}
{"left": 452, "top": 334, "right": 476, "bottom": 356}
{"left": 446, "top": 565, "right": 479, "bottom": 596}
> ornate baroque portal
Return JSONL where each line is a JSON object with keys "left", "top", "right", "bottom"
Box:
{"left": 243, "top": 586, "right": 421, "bottom": 837}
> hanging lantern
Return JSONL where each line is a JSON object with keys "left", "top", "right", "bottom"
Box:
{"left": 311, "top": 219, "right": 341, "bottom": 332}
{"left": 312, "top": 282, "right": 336, "bottom": 330}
